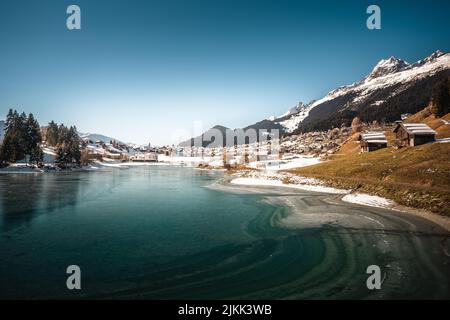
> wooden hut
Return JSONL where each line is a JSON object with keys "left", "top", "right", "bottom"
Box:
{"left": 393, "top": 123, "right": 436, "bottom": 147}
{"left": 359, "top": 132, "right": 388, "bottom": 152}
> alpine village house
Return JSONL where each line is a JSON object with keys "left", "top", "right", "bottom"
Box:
{"left": 393, "top": 123, "right": 437, "bottom": 147}
{"left": 359, "top": 122, "right": 437, "bottom": 152}
{"left": 359, "top": 132, "right": 388, "bottom": 152}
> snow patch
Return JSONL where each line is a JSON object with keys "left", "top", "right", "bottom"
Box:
{"left": 230, "top": 171, "right": 349, "bottom": 195}
{"left": 247, "top": 156, "right": 321, "bottom": 171}
{"left": 342, "top": 193, "right": 395, "bottom": 209}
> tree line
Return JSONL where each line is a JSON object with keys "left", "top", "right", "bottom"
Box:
{"left": 0, "top": 109, "right": 42, "bottom": 166}
{"left": 431, "top": 76, "right": 450, "bottom": 117}
{"left": 45, "top": 120, "right": 81, "bottom": 167}
{"left": 0, "top": 109, "right": 81, "bottom": 168}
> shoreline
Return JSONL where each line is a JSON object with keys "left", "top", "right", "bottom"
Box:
{"left": 2, "top": 165, "right": 450, "bottom": 298}
{"left": 209, "top": 174, "right": 450, "bottom": 299}
{"left": 2, "top": 161, "right": 449, "bottom": 233}
{"left": 225, "top": 172, "right": 450, "bottom": 233}
{"left": 0, "top": 160, "right": 194, "bottom": 174}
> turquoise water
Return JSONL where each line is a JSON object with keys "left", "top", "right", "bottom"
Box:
{"left": 0, "top": 166, "right": 449, "bottom": 299}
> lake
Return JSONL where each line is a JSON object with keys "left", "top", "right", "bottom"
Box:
{"left": 0, "top": 166, "right": 449, "bottom": 299}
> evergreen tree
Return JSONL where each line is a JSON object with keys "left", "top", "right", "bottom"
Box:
{"left": 46, "top": 121, "right": 59, "bottom": 146}
{"left": 26, "top": 114, "right": 42, "bottom": 151}
{"left": 17, "top": 112, "right": 28, "bottom": 158}
{"left": 25, "top": 113, "right": 43, "bottom": 166}
{"left": 0, "top": 133, "right": 15, "bottom": 165}
{"left": 30, "top": 145, "right": 44, "bottom": 166}
{"left": 0, "top": 109, "right": 26, "bottom": 163}
{"left": 4, "top": 109, "right": 15, "bottom": 131}
{"left": 58, "top": 124, "right": 69, "bottom": 145}
{"left": 431, "top": 76, "right": 450, "bottom": 117}
{"left": 0, "top": 110, "right": 43, "bottom": 166}
{"left": 55, "top": 145, "right": 67, "bottom": 167}
{"left": 68, "top": 126, "right": 81, "bottom": 164}
{"left": 55, "top": 125, "right": 81, "bottom": 168}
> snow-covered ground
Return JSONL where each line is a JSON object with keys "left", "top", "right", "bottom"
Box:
{"left": 231, "top": 177, "right": 348, "bottom": 194}
{"left": 229, "top": 171, "right": 398, "bottom": 210}
{"left": 230, "top": 171, "right": 348, "bottom": 194}
{"left": 43, "top": 147, "right": 56, "bottom": 163}
{"left": 342, "top": 193, "right": 394, "bottom": 209}
{"left": 157, "top": 155, "right": 218, "bottom": 166}
{"left": 158, "top": 155, "right": 200, "bottom": 163}
{"left": 0, "top": 164, "right": 45, "bottom": 173}
{"left": 153, "top": 153, "right": 321, "bottom": 170}
{"left": 247, "top": 156, "right": 321, "bottom": 171}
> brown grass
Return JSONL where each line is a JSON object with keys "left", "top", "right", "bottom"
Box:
{"left": 289, "top": 143, "right": 450, "bottom": 215}
{"left": 406, "top": 108, "right": 450, "bottom": 139}
{"left": 334, "top": 133, "right": 361, "bottom": 156}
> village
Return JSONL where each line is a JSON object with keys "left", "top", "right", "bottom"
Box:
{"left": 103, "top": 108, "right": 446, "bottom": 162}
{"left": 159, "top": 115, "right": 445, "bottom": 168}
{"left": 1, "top": 101, "right": 448, "bottom": 174}
{"left": 57, "top": 111, "right": 447, "bottom": 172}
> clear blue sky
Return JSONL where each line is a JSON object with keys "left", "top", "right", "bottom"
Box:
{"left": 0, "top": 0, "right": 449, "bottom": 145}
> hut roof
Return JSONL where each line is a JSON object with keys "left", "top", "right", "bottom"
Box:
{"left": 359, "top": 132, "right": 387, "bottom": 143}
{"left": 394, "top": 123, "right": 436, "bottom": 135}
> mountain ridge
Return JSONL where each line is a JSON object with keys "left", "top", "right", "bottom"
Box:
{"left": 179, "top": 50, "right": 450, "bottom": 146}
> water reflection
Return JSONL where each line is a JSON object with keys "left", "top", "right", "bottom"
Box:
{"left": 0, "top": 174, "right": 43, "bottom": 231}
{"left": 0, "top": 173, "right": 82, "bottom": 231}
{"left": 41, "top": 174, "right": 83, "bottom": 213}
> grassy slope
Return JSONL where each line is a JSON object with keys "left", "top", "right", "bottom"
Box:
{"left": 290, "top": 143, "right": 450, "bottom": 215}
{"left": 334, "top": 132, "right": 361, "bottom": 156}
{"left": 406, "top": 109, "right": 450, "bottom": 139}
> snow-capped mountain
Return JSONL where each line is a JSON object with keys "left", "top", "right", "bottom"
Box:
{"left": 271, "top": 101, "right": 316, "bottom": 133}
{"left": 412, "top": 50, "right": 446, "bottom": 68}
{"left": 277, "top": 50, "right": 450, "bottom": 133}
{"left": 179, "top": 50, "right": 450, "bottom": 146}
{"left": 278, "top": 101, "right": 311, "bottom": 118}
{"left": 364, "top": 56, "right": 410, "bottom": 81}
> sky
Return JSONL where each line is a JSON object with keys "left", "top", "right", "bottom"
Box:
{"left": 0, "top": 0, "right": 449, "bottom": 145}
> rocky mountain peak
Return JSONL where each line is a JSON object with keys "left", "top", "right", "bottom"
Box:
{"left": 413, "top": 50, "right": 446, "bottom": 67}
{"left": 365, "top": 56, "right": 410, "bottom": 81}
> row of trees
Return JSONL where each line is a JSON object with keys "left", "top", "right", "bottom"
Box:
{"left": 0, "top": 109, "right": 82, "bottom": 168}
{"left": 0, "top": 109, "right": 43, "bottom": 166}
{"left": 45, "top": 122, "right": 81, "bottom": 167}
{"left": 431, "top": 76, "right": 450, "bottom": 117}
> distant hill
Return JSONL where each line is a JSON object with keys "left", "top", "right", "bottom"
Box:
{"left": 178, "top": 125, "right": 229, "bottom": 147}
{"left": 177, "top": 122, "right": 283, "bottom": 147}
{"left": 78, "top": 132, "right": 124, "bottom": 144}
